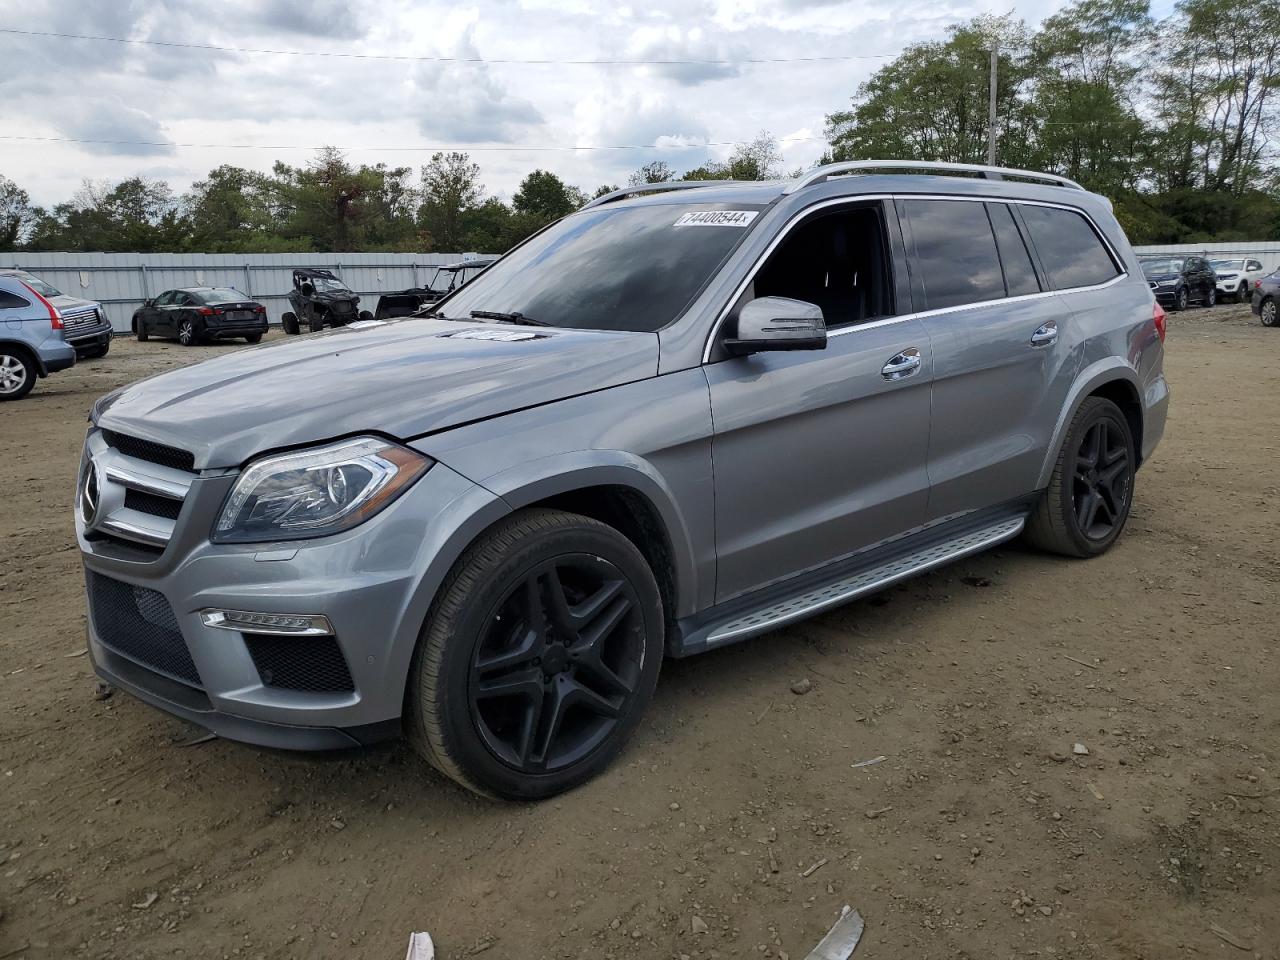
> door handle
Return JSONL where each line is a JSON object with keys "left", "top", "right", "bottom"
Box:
{"left": 881, "top": 347, "right": 922, "bottom": 381}
{"left": 1030, "top": 320, "right": 1058, "bottom": 346}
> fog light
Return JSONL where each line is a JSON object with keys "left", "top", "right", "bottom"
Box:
{"left": 199, "top": 608, "right": 333, "bottom": 636}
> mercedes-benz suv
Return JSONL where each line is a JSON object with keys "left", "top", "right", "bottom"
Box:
{"left": 76, "top": 161, "right": 1169, "bottom": 799}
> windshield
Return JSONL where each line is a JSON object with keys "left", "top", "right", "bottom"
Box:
{"left": 1141, "top": 259, "right": 1183, "bottom": 276}
{"left": 309, "top": 277, "right": 351, "bottom": 294}
{"left": 1210, "top": 259, "right": 1244, "bottom": 270}
{"left": 9, "top": 271, "right": 63, "bottom": 297}
{"left": 434, "top": 203, "right": 764, "bottom": 333}
{"left": 201, "top": 288, "right": 250, "bottom": 304}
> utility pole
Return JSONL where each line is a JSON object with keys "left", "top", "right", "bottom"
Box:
{"left": 987, "top": 44, "right": 999, "bottom": 166}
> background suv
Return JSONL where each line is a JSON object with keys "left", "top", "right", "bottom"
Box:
{"left": 1211, "top": 256, "right": 1269, "bottom": 302}
{"left": 0, "top": 268, "right": 112, "bottom": 359}
{"left": 1140, "top": 255, "right": 1218, "bottom": 310}
{"left": 78, "top": 161, "right": 1168, "bottom": 799}
{"left": 0, "top": 272, "right": 77, "bottom": 400}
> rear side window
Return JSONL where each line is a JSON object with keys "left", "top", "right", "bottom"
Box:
{"left": 1020, "top": 205, "right": 1121, "bottom": 289}
{"left": 0, "top": 290, "right": 31, "bottom": 309}
{"left": 1248, "top": 260, "right": 1262, "bottom": 272}
{"left": 903, "top": 199, "right": 1004, "bottom": 310}
{"left": 988, "top": 203, "right": 1041, "bottom": 297}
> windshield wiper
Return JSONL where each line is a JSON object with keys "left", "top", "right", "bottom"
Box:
{"left": 469, "top": 309, "right": 549, "bottom": 327}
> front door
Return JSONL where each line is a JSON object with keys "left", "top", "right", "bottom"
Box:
{"left": 705, "top": 202, "right": 932, "bottom": 604}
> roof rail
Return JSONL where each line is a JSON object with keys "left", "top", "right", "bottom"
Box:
{"left": 783, "top": 160, "right": 1085, "bottom": 194}
{"left": 583, "top": 180, "right": 739, "bottom": 209}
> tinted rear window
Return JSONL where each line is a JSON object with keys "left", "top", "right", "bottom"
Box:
{"left": 0, "top": 290, "right": 31, "bottom": 309}
{"left": 434, "top": 203, "right": 763, "bottom": 333}
{"left": 1019, "top": 205, "right": 1121, "bottom": 289}
{"left": 200, "top": 288, "right": 250, "bottom": 304}
{"left": 904, "top": 199, "right": 1004, "bottom": 310}
{"left": 988, "top": 203, "right": 1041, "bottom": 297}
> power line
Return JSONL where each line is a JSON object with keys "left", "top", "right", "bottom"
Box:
{"left": 0, "top": 134, "right": 826, "bottom": 152}
{"left": 0, "top": 27, "right": 899, "bottom": 66}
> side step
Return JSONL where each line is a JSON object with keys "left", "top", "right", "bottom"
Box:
{"left": 687, "top": 514, "right": 1026, "bottom": 653}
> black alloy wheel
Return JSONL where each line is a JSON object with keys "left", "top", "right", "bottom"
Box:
{"left": 469, "top": 556, "right": 645, "bottom": 774}
{"left": 1071, "top": 417, "right": 1131, "bottom": 542}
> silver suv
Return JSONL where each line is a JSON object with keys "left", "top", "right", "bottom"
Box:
{"left": 77, "top": 161, "right": 1169, "bottom": 799}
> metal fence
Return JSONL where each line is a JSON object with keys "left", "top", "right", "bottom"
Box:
{"left": 1133, "top": 241, "right": 1280, "bottom": 269}
{"left": 4, "top": 251, "right": 474, "bottom": 333}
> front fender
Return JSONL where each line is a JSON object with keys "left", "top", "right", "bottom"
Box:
{"left": 475, "top": 450, "right": 703, "bottom": 620}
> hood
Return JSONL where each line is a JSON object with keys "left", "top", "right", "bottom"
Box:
{"left": 49, "top": 293, "right": 100, "bottom": 312}
{"left": 1144, "top": 273, "right": 1179, "bottom": 283}
{"left": 312, "top": 290, "right": 359, "bottom": 303}
{"left": 97, "top": 317, "right": 659, "bottom": 469}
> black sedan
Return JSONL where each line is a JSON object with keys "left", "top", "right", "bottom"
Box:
{"left": 133, "top": 287, "right": 268, "bottom": 346}
{"left": 1251, "top": 270, "right": 1279, "bottom": 328}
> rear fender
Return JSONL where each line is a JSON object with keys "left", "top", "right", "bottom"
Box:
{"left": 1037, "top": 359, "right": 1142, "bottom": 488}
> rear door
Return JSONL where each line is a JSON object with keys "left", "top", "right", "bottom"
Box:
{"left": 900, "top": 197, "right": 1076, "bottom": 520}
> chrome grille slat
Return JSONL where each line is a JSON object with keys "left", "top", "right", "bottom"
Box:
{"left": 84, "top": 430, "right": 197, "bottom": 554}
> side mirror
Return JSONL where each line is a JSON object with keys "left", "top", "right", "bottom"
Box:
{"left": 724, "top": 297, "right": 827, "bottom": 356}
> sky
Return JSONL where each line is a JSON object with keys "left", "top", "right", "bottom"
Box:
{"left": 0, "top": 0, "right": 1141, "bottom": 208}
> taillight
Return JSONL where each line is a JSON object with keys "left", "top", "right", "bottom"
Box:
{"left": 254, "top": 305, "right": 266, "bottom": 314}
{"left": 20, "top": 281, "right": 62, "bottom": 329}
{"left": 196, "top": 306, "right": 219, "bottom": 316}
{"left": 1153, "top": 301, "right": 1167, "bottom": 343}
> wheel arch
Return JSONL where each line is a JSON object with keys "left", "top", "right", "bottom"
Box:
{"left": 0, "top": 339, "right": 44, "bottom": 377}
{"left": 1038, "top": 361, "right": 1144, "bottom": 488}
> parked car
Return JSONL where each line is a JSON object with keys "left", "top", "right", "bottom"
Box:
{"left": 1140, "top": 255, "right": 1217, "bottom": 310}
{"left": 281, "top": 269, "right": 372, "bottom": 334}
{"left": 0, "top": 272, "right": 77, "bottom": 400}
{"left": 77, "top": 161, "right": 1168, "bottom": 799}
{"left": 1250, "top": 270, "right": 1279, "bottom": 327}
{"left": 372, "top": 259, "right": 498, "bottom": 321}
{"left": 133, "top": 287, "right": 267, "bottom": 346}
{"left": 1210, "top": 257, "right": 1268, "bottom": 302}
{"left": 0, "top": 268, "right": 113, "bottom": 359}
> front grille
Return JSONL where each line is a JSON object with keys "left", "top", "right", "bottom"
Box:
{"left": 244, "top": 634, "right": 354, "bottom": 693}
{"left": 101, "top": 430, "right": 195, "bottom": 472}
{"left": 63, "top": 307, "right": 100, "bottom": 331}
{"left": 87, "top": 572, "right": 202, "bottom": 687}
{"left": 124, "top": 489, "right": 183, "bottom": 521}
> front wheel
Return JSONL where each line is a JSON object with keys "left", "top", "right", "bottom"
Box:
{"left": 1206, "top": 286, "right": 1216, "bottom": 307}
{"left": 1174, "top": 287, "right": 1189, "bottom": 311}
{"left": 358, "top": 310, "right": 373, "bottom": 322}
{"left": 1237, "top": 282, "right": 1250, "bottom": 303}
{"left": 1025, "top": 396, "right": 1136, "bottom": 558}
{"left": 136, "top": 321, "right": 149, "bottom": 342}
{"left": 282, "top": 312, "right": 300, "bottom": 336}
{"left": 405, "top": 509, "right": 664, "bottom": 800}
{"left": 82, "top": 340, "right": 110, "bottom": 360}
{"left": 1261, "top": 298, "right": 1278, "bottom": 327}
{"left": 308, "top": 313, "right": 325, "bottom": 333}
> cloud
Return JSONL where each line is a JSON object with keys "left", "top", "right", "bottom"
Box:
{"left": 625, "top": 25, "right": 745, "bottom": 86}
{"left": 250, "top": 0, "right": 367, "bottom": 37}
{"left": 56, "top": 99, "right": 176, "bottom": 156}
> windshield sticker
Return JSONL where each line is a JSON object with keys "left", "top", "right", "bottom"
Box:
{"left": 673, "top": 210, "right": 759, "bottom": 228}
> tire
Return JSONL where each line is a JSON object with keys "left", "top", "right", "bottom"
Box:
{"left": 1025, "top": 396, "right": 1136, "bottom": 558}
{"left": 0, "top": 349, "right": 36, "bottom": 401}
{"left": 282, "top": 312, "right": 300, "bottom": 336}
{"left": 1206, "top": 286, "right": 1216, "bottom": 307}
{"left": 308, "top": 312, "right": 325, "bottom": 333}
{"left": 358, "top": 310, "right": 373, "bottom": 322}
{"left": 137, "top": 321, "right": 149, "bottom": 342}
{"left": 81, "top": 340, "right": 110, "bottom": 360}
{"left": 1261, "top": 298, "right": 1278, "bottom": 327}
{"left": 177, "top": 317, "right": 201, "bottom": 346}
{"left": 1174, "top": 287, "right": 1189, "bottom": 311}
{"left": 405, "top": 508, "right": 664, "bottom": 800}
{"left": 1237, "top": 282, "right": 1250, "bottom": 303}
{"left": 244, "top": 333, "right": 263, "bottom": 344}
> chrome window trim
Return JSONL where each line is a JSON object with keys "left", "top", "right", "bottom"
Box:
{"left": 700, "top": 192, "right": 1129, "bottom": 362}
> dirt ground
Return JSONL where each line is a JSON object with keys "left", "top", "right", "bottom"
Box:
{"left": 2, "top": 304, "right": 1277, "bottom": 960}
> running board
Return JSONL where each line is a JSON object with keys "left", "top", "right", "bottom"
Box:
{"left": 684, "top": 514, "right": 1026, "bottom": 653}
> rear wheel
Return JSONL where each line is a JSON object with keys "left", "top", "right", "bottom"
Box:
{"left": 405, "top": 509, "right": 663, "bottom": 800}
{"left": 0, "top": 350, "right": 35, "bottom": 401}
{"left": 177, "top": 317, "right": 200, "bottom": 346}
{"left": 282, "top": 312, "right": 300, "bottom": 336}
{"left": 1025, "top": 396, "right": 1135, "bottom": 558}
{"left": 1261, "top": 298, "right": 1278, "bottom": 327}
{"left": 244, "top": 333, "right": 263, "bottom": 344}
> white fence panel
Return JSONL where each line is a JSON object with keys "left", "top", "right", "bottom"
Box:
{"left": 3, "top": 251, "right": 471, "bottom": 333}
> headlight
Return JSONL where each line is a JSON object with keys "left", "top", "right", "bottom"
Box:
{"left": 212, "top": 436, "right": 432, "bottom": 543}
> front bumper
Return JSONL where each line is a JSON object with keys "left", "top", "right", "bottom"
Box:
{"left": 66, "top": 322, "right": 113, "bottom": 353}
{"left": 77, "top": 443, "right": 509, "bottom": 749}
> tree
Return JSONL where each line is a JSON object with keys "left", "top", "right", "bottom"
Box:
{"left": 419, "top": 152, "right": 483, "bottom": 252}
{"left": 26, "top": 177, "right": 186, "bottom": 252}
{"left": 723, "top": 132, "right": 784, "bottom": 180}
{"left": 592, "top": 184, "right": 620, "bottom": 199}
{"left": 627, "top": 161, "right": 675, "bottom": 186}
{"left": 0, "top": 174, "right": 34, "bottom": 250}
{"left": 512, "top": 169, "right": 576, "bottom": 221}
{"left": 185, "top": 165, "right": 286, "bottom": 252}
